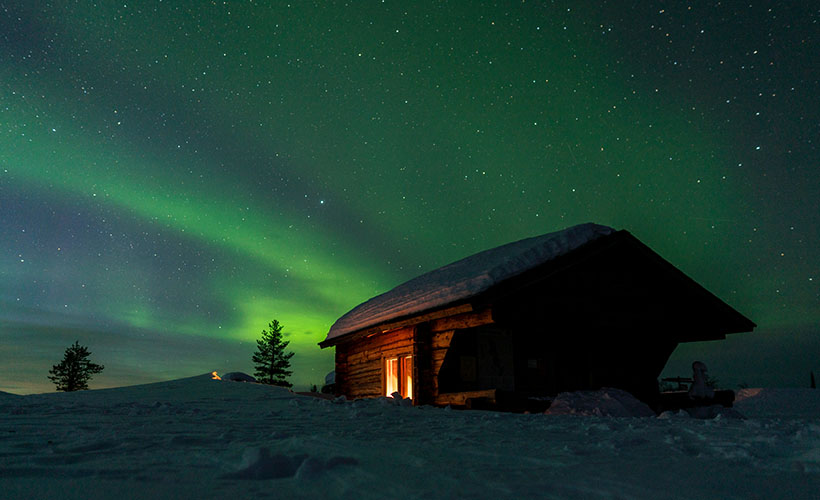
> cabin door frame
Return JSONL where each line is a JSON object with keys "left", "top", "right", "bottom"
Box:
{"left": 382, "top": 354, "right": 413, "bottom": 399}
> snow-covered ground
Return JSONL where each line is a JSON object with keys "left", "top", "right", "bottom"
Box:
{"left": 1, "top": 374, "right": 818, "bottom": 499}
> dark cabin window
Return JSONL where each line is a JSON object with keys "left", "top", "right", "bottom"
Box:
{"left": 384, "top": 355, "right": 413, "bottom": 399}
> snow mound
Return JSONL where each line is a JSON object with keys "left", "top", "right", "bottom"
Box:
{"left": 221, "top": 447, "right": 359, "bottom": 481}
{"left": 221, "top": 372, "right": 257, "bottom": 383}
{"left": 221, "top": 447, "right": 306, "bottom": 480}
{"left": 545, "top": 388, "right": 656, "bottom": 417}
{"left": 735, "top": 388, "right": 820, "bottom": 418}
{"left": 327, "top": 223, "right": 614, "bottom": 340}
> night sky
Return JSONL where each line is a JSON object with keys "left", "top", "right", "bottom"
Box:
{"left": 1, "top": 2, "right": 817, "bottom": 394}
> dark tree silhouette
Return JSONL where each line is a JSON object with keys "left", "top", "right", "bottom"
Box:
{"left": 47, "top": 341, "right": 104, "bottom": 392}
{"left": 252, "top": 320, "right": 294, "bottom": 388}
{"left": 812, "top": 371, "right": 816, "bottom": 389}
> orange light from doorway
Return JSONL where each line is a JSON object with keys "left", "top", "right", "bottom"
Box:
{"left": 384, "top": 356, "right": 413, "bottom": 399}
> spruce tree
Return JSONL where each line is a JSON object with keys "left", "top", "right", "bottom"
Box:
{"left": 48, "top": 341, "right": 105, "bottom": 392}
{"left": 252, "top": 319, "right": 294, "bottom": 388}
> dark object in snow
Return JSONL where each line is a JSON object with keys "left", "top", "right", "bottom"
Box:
{"left": 47, "top": 341, "right": 104, "bottom": 392}
{"left": 221, "top": 372, "right": 257, "bottom": 383}
{"left": 320, "top": 223, "right": 755, "bottom": 412}
{"left": 252, "top": 319, "right": 294, "bottom": 388}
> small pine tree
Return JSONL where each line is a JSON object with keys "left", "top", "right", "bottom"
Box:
{"left": 47, "top": 341, "right": 105, "bottom": 392}
{"left": 252, "top": 319, "right": 294, "bottom": 388}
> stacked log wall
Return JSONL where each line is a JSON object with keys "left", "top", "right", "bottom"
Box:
{"left": 336, "top": 326, "right": 415, "bottom": 400}
{"left": 428, "top": 308, "right": 494, "bottom": 398}
{"left": 335, "top": 307, "right": 495, "bottom": 403}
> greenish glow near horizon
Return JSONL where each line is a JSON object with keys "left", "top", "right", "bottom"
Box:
{"left": 1, "top": 1, "right": 817, "bottom": 394}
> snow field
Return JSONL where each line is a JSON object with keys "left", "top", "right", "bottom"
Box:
{"left": 1, "top": 374, "right": 818, "bottom": 499}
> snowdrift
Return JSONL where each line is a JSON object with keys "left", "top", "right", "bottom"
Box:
{"left": 544, "top": 388, "right": 656, "bottom": 417}
{"left": 735, "top": 387, "right": 820, "bottom": 418}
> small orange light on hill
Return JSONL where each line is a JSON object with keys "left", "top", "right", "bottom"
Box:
{"left": 211, "top": 371, "right": 221, "bottom": 380}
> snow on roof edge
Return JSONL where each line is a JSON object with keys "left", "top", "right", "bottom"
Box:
{"left": 324, "top": 223, "right": 615, "bottom": 343}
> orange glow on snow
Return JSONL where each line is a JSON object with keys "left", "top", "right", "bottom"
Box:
{"left": 211, "top": 371, "right": 221, "bottom": 380}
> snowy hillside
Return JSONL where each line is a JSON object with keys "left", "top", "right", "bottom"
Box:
{"left": 1, "top": 374, "right": 818, "bottom": 499}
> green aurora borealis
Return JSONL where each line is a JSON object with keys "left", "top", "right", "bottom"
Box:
{"left": 1, "top": 2, "right": 817, "bottom": 393}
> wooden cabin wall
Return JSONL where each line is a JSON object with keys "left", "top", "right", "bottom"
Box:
{"left": 336, "top": 308, "right": 494, "bottom": 403}
{"left": 335, "top": 326, "right": 415, "bottom": 400}
{"left": 427, "top": 308, "right": 494, "bottom": 399}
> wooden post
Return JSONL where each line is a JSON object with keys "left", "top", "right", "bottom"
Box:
{"left": 413, "top": 323, "right": 432, "bottom": 405}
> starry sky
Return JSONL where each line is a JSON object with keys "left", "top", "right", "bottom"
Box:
{"left": 1, "top": 1, "right": 817, "bottom": 394}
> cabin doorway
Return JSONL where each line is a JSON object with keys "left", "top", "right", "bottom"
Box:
{"left": 384, "top": 355, "right": 413, "bottom": 399}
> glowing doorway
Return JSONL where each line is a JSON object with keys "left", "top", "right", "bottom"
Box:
{"left": 384, "top": 355, "right": 413, "bottom": 399}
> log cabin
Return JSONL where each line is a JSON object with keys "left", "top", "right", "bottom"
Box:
{"left": 318, "top": 223, "right": 755, "bottom": 410}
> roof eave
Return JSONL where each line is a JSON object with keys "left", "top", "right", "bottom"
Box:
{"left": 318, "top": 302, "right": 474, "bottom": 348}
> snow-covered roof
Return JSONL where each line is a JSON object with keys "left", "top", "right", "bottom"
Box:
{"left": 325, "top": 223, "right": 615, "bottom": 342}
